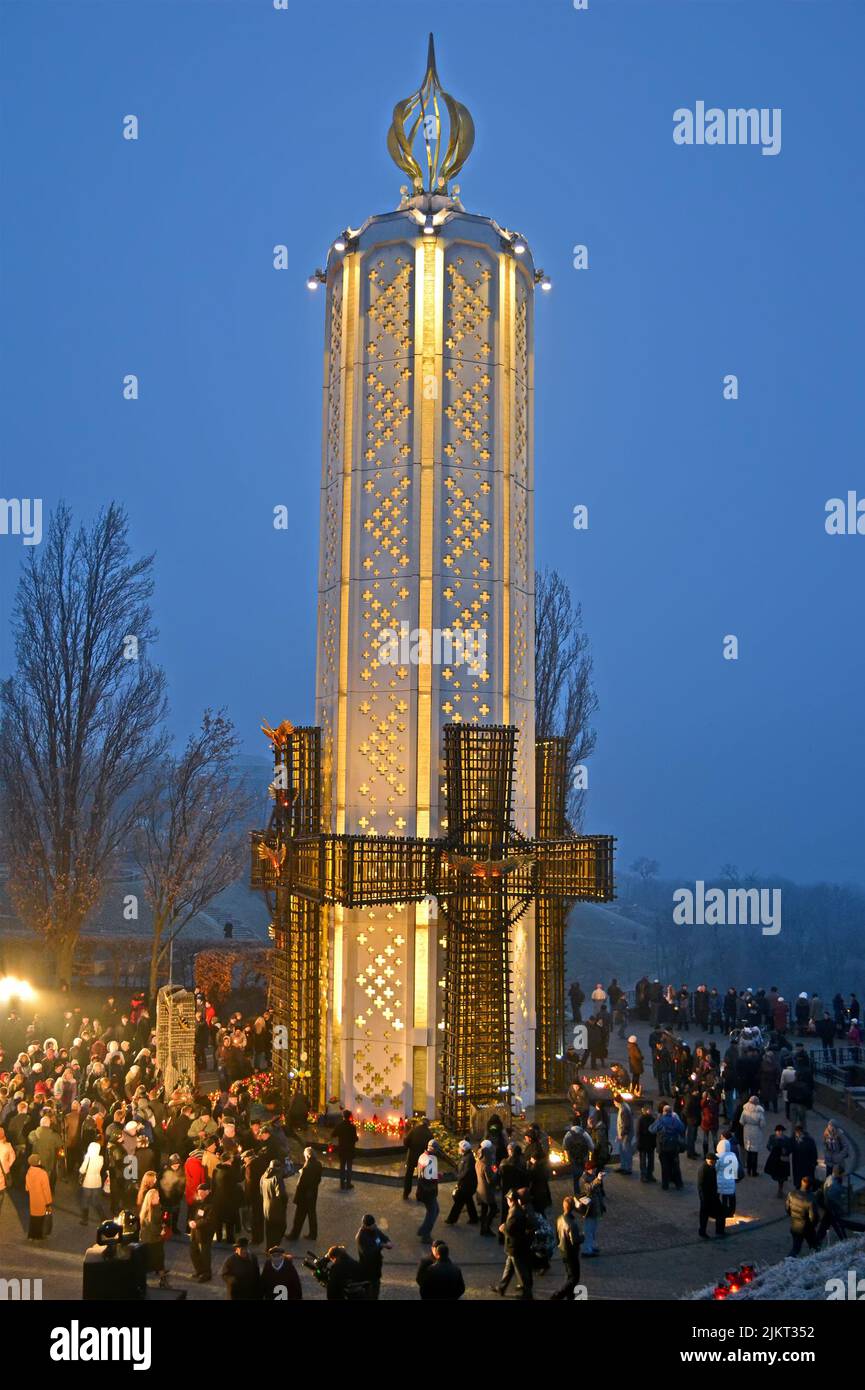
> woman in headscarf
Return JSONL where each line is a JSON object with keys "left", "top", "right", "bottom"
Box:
{"left": 137, "top": 1170, "right": 169, "bottom": 1286}
{"left": 25, "top": 1154, "right": 53, "bottom": 1240}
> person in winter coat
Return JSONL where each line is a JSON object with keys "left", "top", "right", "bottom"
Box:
{"left": 184, "top": 1148, "right": 207, "bottom": 1213}
{"left": 261, "top": 1246, "right": 302, "bottom": 1300}
{"left": 445, "top": 1140, "right": 478, "bottom": 1225}
{"left": 416, "top": 1240, "right": 466, "bottom": 1300}
{"left": 324, "top": 1245, "right": 366, "bottom": 1301}
{"left": 764, "top": 1124, "right": 793, "bottom": 1197}
{"left": 758, "top": 1050, "right": 780, "bottom": 1113}
{"left": 700, "top": 1091, "right": 720, "bottom": 1158}
{"left": 415, "top": 1141, "right": 442, "bottom": 1244}
{"left": 786, "top": 1177, "right": 819, "bottom": 1255}
{"left": 615, "top": 1097, "right": 635, "bottom": 1174}
{"left": 221, "top": 1238, "right": 261, "bottom": 1300}
{"left": 552, "top": 1194, "right": 584, "bottom": 1299}
{"left": 288, "top": 1146, "right": 323, "bottom": 1241}
{"left": 794, "top": 993, "right": 810, "bottom": 1037}
{"left": 697, "top": 1153, "right": 721, "bottom": 1238}
{"left": 78, "top": 1140, "right": 105, "bottom": 1225}
{"left": 211, "top": 1153, "right": 242, "bottom": 1245}
{"left": 159, "top": 1154, "right": 186, "bottom": 1233}
{"left": 187, "top": 1185, "right": 215, "bottom": 1281}
{"left": 637, "top": 1104, "right": 657, "bottom": 1183}
{"left": 136, "top": 1171, "right": 168, "bottom": 1284}
{"left": 588, "top": 1111, "right": 610, "bottom": 1171}
{"left": 626, "top": 1036, "right": 644, "bottom": 1093}
{"left": 0, "top": 1125, "right": 14, "bottom": 1216}
{"left": 25, "top": 1153, "right": 53, "bottom": 1239}
{"left": 331, "top": 1109, "right": 358, "bottom": 1191}
{"left": 563, "top": 1123, "right": 594, "bottom": 1192}
{"left": 649, "top": 1105, "right": 685, "bottom": 1190}
{"left": 772, "top": 996, "right": 790, "bottom": 1034}
{"left": 577, "top": 1156, "right": 605, "bottom": 1256}
{"left": 261, "top": 1159, "right": 288, "bottom": 1250}
{"left": 683, "top": 1089, "right": 702, "bottom": 1160}
{"left": 29, "top": 1115, "right": 63, "bottom": 1184}
{"left": 823, "top": 1120, "right": 850, "bottom": 1172}
{"left": 402, "top": 1116, "right": 433, "bottom": 1200}
{"left": 498, "top": 1142, "right": 528, "bottom": 1199}
{"left": 740, "top": 1096, "right": 766, "bottom": 1177}
{"left": 491, "top": 1190, "right": 535, "bottom": 1299}
{"left": 355, "top": 1213, "right": 392, "bottom": 1299}
{"left": 791, "top": 1126, "right": 818, "bottom": 1187}
{"left": 474, "top": 1139, "right": 499, "bottom": 1236}
{"left": 817, "top": 1166, "right": 849, "bottom": 1245}
{"left": 714, "top": 1138, "right": 740, "bottom": 1235}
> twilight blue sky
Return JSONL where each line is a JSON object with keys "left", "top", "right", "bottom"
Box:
{"left": 1, "top": 0, "right": 863, "bottom": 886}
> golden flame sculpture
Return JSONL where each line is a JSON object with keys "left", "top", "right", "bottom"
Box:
{"left": 387, "top": 33, "right": 475, "bottom": 194}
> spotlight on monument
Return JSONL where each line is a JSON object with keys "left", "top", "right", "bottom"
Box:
{"left": 333, "top": 235, "right": 347, "bottom": 253}
{"left": 512, "top": 236, "right": 527, "bottom": 255}
{"left": 307, "top": 268, "right": 326, "bottom": 290}
{"left": 0, "top": 975, "right": 35, "bottom": 1003}
{"left": 422, "top": 215, "right": 435, "bottom": 236}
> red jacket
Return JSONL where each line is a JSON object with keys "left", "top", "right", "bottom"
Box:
{"left": 700, "top": 1098, "right": 720, "bottom": 1132}
{"left": 185, "top": 1153, "right": 206, "bottom": 1205}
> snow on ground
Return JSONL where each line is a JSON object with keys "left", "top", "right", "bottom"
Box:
{"left": 688, "top": 1233, "right": 865, "bottom": 1300}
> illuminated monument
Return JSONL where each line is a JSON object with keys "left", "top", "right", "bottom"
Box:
{"left": 252, "top": 37, "right": 614, "bottom": 1130}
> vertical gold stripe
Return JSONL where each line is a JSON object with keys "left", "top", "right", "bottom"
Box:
{"left": 500, "top": 254, "right": 514, "bottom": 724}
{"left": 414, "top": 238, "right": 442, "bottom": 841}
{"left": 335, "top": 253, "right": 358, "bottom": 836}
{"left": 413, "top": 899, "right": 429, "bottom": 1028}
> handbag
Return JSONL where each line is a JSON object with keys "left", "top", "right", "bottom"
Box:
{"left": 43, "top": 1210, "right": 53, "bottom": 1237}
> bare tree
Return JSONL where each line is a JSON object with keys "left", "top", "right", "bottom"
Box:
{"left": 630, "top": 857, "right": 660, "bottom": 882}
{"left": 534, "top": 568, "right": 598, "bottom": 828}
{"left": 0, "top": 504, "right": 167, "bottom": 983}
{"left": 132, "top": 709, "right": 258, "bottom": 999}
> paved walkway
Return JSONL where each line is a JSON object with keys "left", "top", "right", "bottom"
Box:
{"left": 2, "top": 1018, "right": 860, "bottom": 1301}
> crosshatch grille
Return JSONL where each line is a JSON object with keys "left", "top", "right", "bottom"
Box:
{"left": 252, "top": 719, "right": 614, "bottom": 1126}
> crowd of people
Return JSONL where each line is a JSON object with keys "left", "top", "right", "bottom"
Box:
{"left": 566, "top": 976, "right": 865, "bottom": 1258}
{"left": 1, "top": 972, "right": 863, "bottom": 1300}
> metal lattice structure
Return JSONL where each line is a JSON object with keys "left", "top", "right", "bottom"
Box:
{"left": 155, "top": 985, "right": 196, "bottom": 1093}
{"left": 259, "top": 725, "right": 327, "bottom": 1109}
{"left": 252, "top": 720, "right": 615, "bottom": 1129}
{"left": 535, "top": 738, "right": 568, "bottom": 1095}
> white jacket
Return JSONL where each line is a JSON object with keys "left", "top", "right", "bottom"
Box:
{"left": 715, "top": 1139, "right": 740, "bottom": 1194}
{"left": 79, "top": 1142, "right": 104, "bottom": 1190}
{"left": 741, "top": 1101, "right": 765, "bottom": 1152}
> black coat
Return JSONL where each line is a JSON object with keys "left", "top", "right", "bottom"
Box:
{"left": 331, "top": 1119, "right": 358, "bottom": 1155}
{"left": 293, "top": 1156, "right": 323, "bottom": 1205}
{"left": 416, "top": 1255, "right": 466, "bottom": 1300}
{"left": 261, "top": 1259, "right": 302, "bottom": 1300}
{"left": 404, "top": 1123, "right": 433, "bottom": 1165}
{"left": 220, "top": 1251, "right": 261, "bottom": 1300}
{"left": 697, "top": 1162, "right": 718, "bottom": 1211}
{"left": 791, "top": 1134, "right": 818, "bottom": 1185}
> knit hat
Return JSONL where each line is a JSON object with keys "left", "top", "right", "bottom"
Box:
{"left": 458, "top": 1139, "right": 472, "bottom": 1152}
{"left": 628, "top": 1035, "right": 638, "bottom": 1043}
